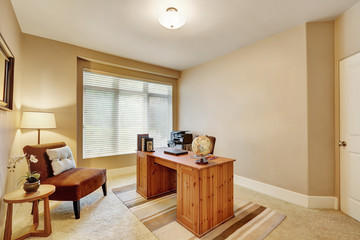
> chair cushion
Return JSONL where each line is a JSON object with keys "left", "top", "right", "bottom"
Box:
{"left": 46, "top": 146, "right": 76, "bottom": 175}
{"left": 23, "top": 142, "right": 66, "bottom": 181}
{"left": 42, "top": 168, "right": 107, "bottom": 201}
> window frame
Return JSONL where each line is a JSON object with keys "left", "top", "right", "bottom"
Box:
{"left": 77, "top": 58, "right": 178, "bottom": 163}
{"left": 83, "top": 70, "right": 173, "bottom": 158}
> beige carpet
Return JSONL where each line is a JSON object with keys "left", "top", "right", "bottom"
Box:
{"left": 113, "top": 184, "right": 285, "bottom": 240}
{"left": 6, "top": 173, "right": 360, "bottom": 240}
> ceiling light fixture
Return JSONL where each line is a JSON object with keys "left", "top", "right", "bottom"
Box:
{"left": 159, "top": 7, "right": 186, "bottom": 30}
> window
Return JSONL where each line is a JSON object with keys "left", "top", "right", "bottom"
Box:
{"left": 83, "top": 70, "right": 172, "bottom": 159}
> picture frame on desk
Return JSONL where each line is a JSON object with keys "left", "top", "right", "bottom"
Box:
{"left": 137, "top": 134, "right": 154, "bottom": 152}
{"left": 145, "top": 138, "right": 154, "bottom": 152}
{"left": 137, "top": 134, "right": 149, "bottom": 151}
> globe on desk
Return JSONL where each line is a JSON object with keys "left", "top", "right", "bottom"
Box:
{"left": 192, "top": 136, "right": 214, "bottom": 164}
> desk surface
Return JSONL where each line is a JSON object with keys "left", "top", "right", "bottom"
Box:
{"left": 140, "top": 147, "right": 235, "bottom": 169}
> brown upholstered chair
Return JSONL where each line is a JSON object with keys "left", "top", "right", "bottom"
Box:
{"left": 23, "top": 142, "right": 107, "bottom": 219}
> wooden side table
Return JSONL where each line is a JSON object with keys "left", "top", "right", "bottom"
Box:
{"left": 3, "top": 184, "right": 56, "bottom": 240}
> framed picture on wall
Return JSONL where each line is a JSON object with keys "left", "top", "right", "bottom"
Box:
{"left": 0, "top": 33, "right": 14, "bottom": 111}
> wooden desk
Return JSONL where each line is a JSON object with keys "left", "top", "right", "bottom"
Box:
{"left": 3, "top": 184, "right": 56, "bottom": 240}
{"left": 137, "top": 148, "right": 235, "bottom": 237}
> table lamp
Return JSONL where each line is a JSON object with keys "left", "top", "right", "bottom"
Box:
{"left": 21, "top": 112, "right": 57, "bottom": 144}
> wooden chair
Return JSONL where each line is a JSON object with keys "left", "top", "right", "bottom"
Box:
{"left": 23, "top": 142, "right": 107, "bottom": 219}
{"left": 206, "top": 135, "right": 216, "bottom": 154}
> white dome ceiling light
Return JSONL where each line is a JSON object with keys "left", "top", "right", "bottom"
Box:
{"left": 159, "top": 7, "right": 186, "bottom": 30}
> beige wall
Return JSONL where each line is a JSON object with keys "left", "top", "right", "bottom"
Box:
{"left": 179, "top": 23, "right": 336, "bottom": 196}
{"left": 334, "top": 1, "right": 360, "bottom": 198}
{"left": 0, "top": 0, "right": 23, "bottom": 235}
{"left": 179, "top": 25, "right": 310, "bottom": 195}
{"left": 21, "top": 34, "right": 180, "bottom": 169}
{"left": 306, "top": 22, "right": 335, "bottom": 196}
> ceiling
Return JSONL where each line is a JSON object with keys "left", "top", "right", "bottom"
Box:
{"left": 11, "top": 0, "right": 360, "bottom": 70}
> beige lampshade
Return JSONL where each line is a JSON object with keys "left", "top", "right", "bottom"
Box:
{"left": 21, "top": 112, "right": 56, "bottom": 129}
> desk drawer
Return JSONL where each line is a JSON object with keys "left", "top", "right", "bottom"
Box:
{"left": 154, "top": 157, "right": 177, "bottom": 170}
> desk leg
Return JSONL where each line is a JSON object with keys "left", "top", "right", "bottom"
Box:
{"left": 176, "top": 162, "right": 234, "bottom": 237}
{"left": 43, "top": 197, "right": 51, "bottom": 236}
{"left": 176, "top": 165, "right": 200, "bottom": 234}
{"left": 4, "top": 203, "right": 13, "bottom": 240}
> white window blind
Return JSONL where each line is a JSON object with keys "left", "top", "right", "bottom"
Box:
{"left": 83, "top": 70, "right": 172, "bottom": 159}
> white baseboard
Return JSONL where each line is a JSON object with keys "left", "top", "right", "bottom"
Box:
{"left": 234, "top": 175, "right": 338, "bottom": 209}
{"left": 308, "top": 196, "right": 339, "bottom": 210}
{"left": 107, "top": 166, "right": 136, "bottom": 178}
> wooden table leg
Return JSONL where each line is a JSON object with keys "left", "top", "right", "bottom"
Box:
{"left": 15, "top": 198, "right": 51, "bottom": 239}
{"left": 43, "top": 197, "right": 51, "bottom": 236}
{"left": 32, "top": 200, "right": 39, "bottom": 229}
{"left": 4, "top": 203, "right": 13, "bottom": 240}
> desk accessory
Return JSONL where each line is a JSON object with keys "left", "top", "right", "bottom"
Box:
{"left": 191, "top": 135, "right": 214, "bottom": 164}
{"left": 137, "top": 134, "right": 155, "bottom": 152}
{"left": 168, "top": 131, "right": 193, "bottom": 150}
{"left": 164, "top": 149, "right": 188, "bottom": 155}
{"left": 195, "top": 158, "right": 208, "bottom": 165}
{"left": 190, "top": 154, "right": 218, "bottom": 165}
{"left": 144, "top": 138, "right": 154, "bottom": 152}
{"left": 137, "top": 134, "right": 149, "bottom": 151}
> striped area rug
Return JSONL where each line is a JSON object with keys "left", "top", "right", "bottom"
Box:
{"left": 113, "top": 184, "right": 285, "bottom": 240}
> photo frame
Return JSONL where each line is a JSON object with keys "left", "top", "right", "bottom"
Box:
{"left": 146, "top": 140, "right": 153, "bottom": 151}
{"left": 137, "top": 133, "right": 149, "bottom": 151}
{"left": 0, "top": 33, "right": 15, "bottom": 111}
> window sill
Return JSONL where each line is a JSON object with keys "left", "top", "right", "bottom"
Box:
{"left": 83, "top": 151, "right": 136, "bottom": 160}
